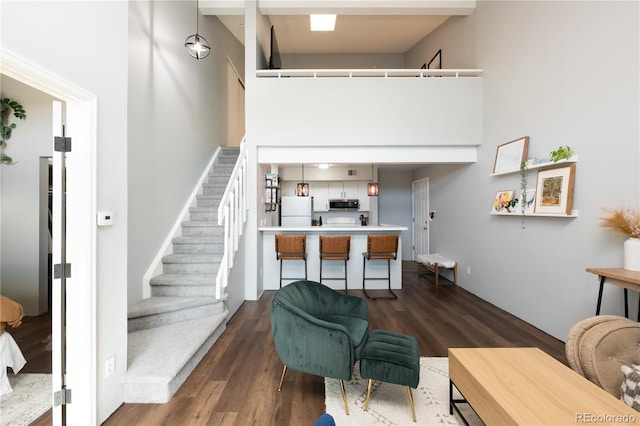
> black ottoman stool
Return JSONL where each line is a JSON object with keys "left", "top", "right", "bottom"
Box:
{"left": 359, "top": 329, "right": 420, "bottom": 422}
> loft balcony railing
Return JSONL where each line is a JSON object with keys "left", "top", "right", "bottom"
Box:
{"left": 257, "top": 68, "right": 482, "bottom": 79}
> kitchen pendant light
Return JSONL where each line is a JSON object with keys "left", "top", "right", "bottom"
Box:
{"left": 367, "top": 164, "right": 379, "bottom": 196}
{"left": 297, "top": 164, "right": 309, "bottom": 197}
{"left": 185, "top": 0, "right": 211, "bottom": 60}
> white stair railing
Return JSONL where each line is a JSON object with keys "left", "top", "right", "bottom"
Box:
{"left": 216, "top": 138, "right": 248, "bottom": 299}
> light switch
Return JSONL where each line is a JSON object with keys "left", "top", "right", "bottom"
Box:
{"left": 97, "top": 211, "right": 114, "bottom": 226}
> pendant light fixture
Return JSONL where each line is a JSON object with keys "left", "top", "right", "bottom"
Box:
{"left": 367, "top": 164, "right": 379, "bottom": 196}
{"left": 184, "top": 0, "right": 211, "bottom": 60}
{"left": 297, "top": 164, "right": 309, "bottom": 197}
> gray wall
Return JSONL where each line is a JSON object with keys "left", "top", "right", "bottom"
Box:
{"left": 378, "top": 169, "right": 414, "bottom": 260}
{"left": 0, "top": 76, "right": 56, "bottom": 315}
{"left": 409, "top": 1, "right": 639, "bottom": 340}
{"left": 127, "top": 2, "right": 245, "bottom": 304}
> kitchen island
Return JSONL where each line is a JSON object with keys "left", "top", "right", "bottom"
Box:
{"left": 259, "top": 225, "right": 408, "bottom": 291}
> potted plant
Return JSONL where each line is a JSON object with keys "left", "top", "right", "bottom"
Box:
{"left": 599, "top": 205, "right": 640, "bottom": 271}
{"left": 0, "top": 97, "right": 27, "bottom": 165}
{"left": 550, "top": 145, "right": 574, "bottom": 162}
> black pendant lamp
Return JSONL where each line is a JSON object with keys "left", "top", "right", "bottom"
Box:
{"left": 297, "top": 164, "right": 309, "bottom": 197}
{"left": 185, "top": 0, "right": 211, "bottom": 60}
{"left": 367, "top": 164, "right": 379, "bottom": 196}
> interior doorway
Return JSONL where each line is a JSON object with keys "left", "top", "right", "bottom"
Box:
{"left": 412, "top": 178, "right": 430, "bottom": 259}
{"left": 2, "top": 47, "right": 98, "bottom": 425}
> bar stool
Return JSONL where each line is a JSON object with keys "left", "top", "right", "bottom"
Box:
{"left": 319, "top": 235, "right": 351, "bottom": 292}
{"left": 275, "top": 235, "right": 307, "bottom": 288}
{"left": 362, "top": 234, "right": 399, "bottom": 299}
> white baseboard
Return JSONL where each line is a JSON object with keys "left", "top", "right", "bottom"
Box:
{"left": 141, "top": 148, "right": 222, "bottom": 298}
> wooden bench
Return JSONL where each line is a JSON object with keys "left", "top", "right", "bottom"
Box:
{"left": 416, "top": 254, "right": 457, "bottom": 287}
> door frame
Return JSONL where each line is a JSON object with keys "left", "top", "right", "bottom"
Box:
{"left": 1, "top": 48, "right": 97, "bottom": 425}
{"left": 411, "top": 177, "right": 430, "bottom": 261}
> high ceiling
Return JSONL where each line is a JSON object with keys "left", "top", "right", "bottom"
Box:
{"left": 217, "top": 14, "right": 450, "bottom": 54}
{"left": 205, "top": 0, "right": 475, "bottom": 55}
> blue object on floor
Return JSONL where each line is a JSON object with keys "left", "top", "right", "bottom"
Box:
{"left": 312, "top": 413, "right": 336, "bottom": 426}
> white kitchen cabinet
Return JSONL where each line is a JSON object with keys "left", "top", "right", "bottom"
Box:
{"left": 310, "top": 182, "right": 329, "bottom": 211}
{"left": 357, "top": 182, "right": 370, "bottom": 211}
{"left": 280, "top": 181, "right": 297, "bottom": 197}
{"left": 328, "top": 181, "right": 359, "bottom": 199}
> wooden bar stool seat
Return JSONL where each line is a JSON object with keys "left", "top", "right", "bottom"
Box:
{"left": 275, "top": 235, "right": 307, "bottom": 288}
{"left": 319, "top": 235, "right": 351, "bottom": 292}
{"left": 362, "top": 234, "right": 399, "bottom": 299}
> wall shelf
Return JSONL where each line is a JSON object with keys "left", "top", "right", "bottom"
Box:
{"left": 489, "top": 156, "right": 578, "bottom": 177}
{"left": 489, "top": 209, "right": 579, "bottom": 218}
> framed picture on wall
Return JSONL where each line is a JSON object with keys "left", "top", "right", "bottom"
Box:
{"left": 492, "top": 189, "right": 516, "bottom": 214}
{"left": 519, "top": 188, "right": 536, "bottom": 215}
{"left": 493, "top": 136, "right": 529, "bottom": 174}
{"left": 534, "top": 164, "right": 576, "bottom": 215}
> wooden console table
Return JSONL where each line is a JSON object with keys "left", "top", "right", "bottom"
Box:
{"left": 586, "top": 267, "right": 640, "bottom": 321}
{"left": 449, "top": 347, "right": 639, "bottom": 425}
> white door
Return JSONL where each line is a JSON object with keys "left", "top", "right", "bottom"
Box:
{"left": 412, "top": 178, "right": 430, "bottom": 259}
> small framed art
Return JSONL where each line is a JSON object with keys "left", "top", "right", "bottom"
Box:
{"left": 534, "top": 164, "right": 576, "bottom": 215}
{"left": 493, "top": 136, "right": 529, "bottom": 174}
{"left": 492, "top": 190, "right": 516, "bottom": 214}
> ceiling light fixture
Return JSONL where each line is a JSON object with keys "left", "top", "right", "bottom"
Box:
{"left": 185, "top": 0, "right": 211, "bottom": 60}
{"left": 310, "top": 14, "right": 336, "bottom": 31}
{"left": 367, "top": 164, "right": 379, "bottom": 197}
{"left": 318, "top": 163, "right": 330, "bottom": 169}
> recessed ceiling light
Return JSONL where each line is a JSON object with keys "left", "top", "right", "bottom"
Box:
{"left": 310, "top": 14, "right": 336, "bottom": 32}
{"left": 318, "top": 163, "right": 330, "bottom": 169}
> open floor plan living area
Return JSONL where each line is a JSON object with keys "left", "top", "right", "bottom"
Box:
{"left": 1, "top": 0, "right": 638, "bottom": 424}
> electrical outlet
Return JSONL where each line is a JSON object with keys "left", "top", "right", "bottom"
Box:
{"left": 105, "top": 355, "right": 115, "bottom": 378}
{"left": 466, "top": 267, "right": 471, "bottom": 275}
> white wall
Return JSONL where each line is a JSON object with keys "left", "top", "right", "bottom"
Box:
{"left": 0, "top": 76, "right": 56, "bottom": 315}
{"left": 1, "top": 0, "right": 129, "bottom": 422}
{"left": 252, "top": 76, "right": 482, "bottom": 147}
{"left": 412, "top": 1, "right": 639, "bottom": 340}
{"left": 127, "top": 1, "right": 245, "bottom": 304}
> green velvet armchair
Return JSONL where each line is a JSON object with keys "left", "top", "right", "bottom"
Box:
{"left": 270, "top": 280, "right": 369, "bottom": 414}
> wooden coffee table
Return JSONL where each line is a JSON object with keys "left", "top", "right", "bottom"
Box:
{"left": 449, "top": 347, "right": 640, "bottom": 425}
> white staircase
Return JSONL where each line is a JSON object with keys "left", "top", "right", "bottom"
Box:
{"left": 123, "top": 147, "right": 241, "bottom": 403}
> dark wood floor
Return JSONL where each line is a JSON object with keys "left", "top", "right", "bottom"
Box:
{"left": 17, "top": 261, "right": 566, "bottom": 425}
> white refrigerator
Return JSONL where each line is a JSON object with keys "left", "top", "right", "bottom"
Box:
{"left": 280, "top": 196, "right": 313, "bottom": 227}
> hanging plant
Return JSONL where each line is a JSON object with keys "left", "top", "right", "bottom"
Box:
{"left": 520, "top": 159, "right": 528, "bottom": 227}
{"left": 1, "top": 97, "right": 27, "bottom": 165}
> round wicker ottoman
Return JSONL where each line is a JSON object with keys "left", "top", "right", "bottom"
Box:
{"left": 359, "top": 329, "right": 420, "bottom": 422}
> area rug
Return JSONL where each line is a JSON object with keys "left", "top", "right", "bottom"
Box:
{"left": 325, "top": 357, "right": 483, "bottom": 425}
{"left": 0, "top": 374, "right": 51, "bottom": 426}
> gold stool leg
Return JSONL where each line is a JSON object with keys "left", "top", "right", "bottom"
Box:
{"left": 364, "top": 379, "right": 373, "bottom": 411}
{"left": 339, "top": 379, "right": 350, "bottom": 415}
{"left": 277, "top": 365, "right": 287, "bottom": 391}
{"left": 407, "top": 386, "right": 416, "bottom": 422}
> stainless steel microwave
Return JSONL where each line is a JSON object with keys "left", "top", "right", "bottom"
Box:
{"left": 329, "top": 199, "right": 359, "bottom": 210}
